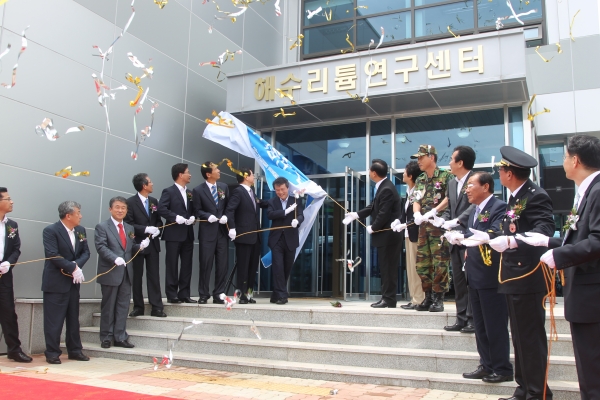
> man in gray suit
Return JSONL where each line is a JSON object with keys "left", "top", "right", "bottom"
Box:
{"left": 95, "top": 196, "right": 149, "bottom": 349}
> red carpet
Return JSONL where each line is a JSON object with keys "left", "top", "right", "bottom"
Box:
{"left": 0, "top": 375, "right": 177, "bottom": 400}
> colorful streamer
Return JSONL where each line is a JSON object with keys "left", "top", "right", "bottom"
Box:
{"left": 35, "top": 118, "right": 85, "bottom": 141}
{"left": 1, "top": 26, "right": 29, "bottom": 89}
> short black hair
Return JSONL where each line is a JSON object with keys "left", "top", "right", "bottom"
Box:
{"left": 404, "top": 161, "right": 421, "bottom": 183}
{"left": 502, "top": 166, "right": 530, "bottom": 180}
{"left": 201, "top": 161, "right": 215, "bottom": 180}
{"left": 236, "top": 168, "right": 252, "bottom": 184}
{"left": 370, "top": 159, "right": 388, "bottom": 178}
{"left": 171, "top": 163, "right": 188, "bottom": 181}
{"left": 453, "top": 146, "right": 476, "bottom": 170}
{"left": 109, "top": 196, "right": 128, "bottom": 208}
{"left": 132, "top": 173, "right": 149, "bottom": 192}
{"left": 567, "top": 135, "right": 600, "bottom": 170}
{"left": 273, "top": 177, "right": 289, "bottom": 188}
{"left": 473, "top": 172, "right": 494, "bottom": 193}
{"left": 0, "top": 187, "right": 6, "bottom": 199}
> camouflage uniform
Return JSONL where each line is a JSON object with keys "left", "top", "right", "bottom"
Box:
{"left": 414, "top": 167, "right": 454, "bottom": 293}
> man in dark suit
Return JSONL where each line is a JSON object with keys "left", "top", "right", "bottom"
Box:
{"left": 453, "top": 173, "right": 513, "bottom": 383}
{"left": 125, "top": 173, "right": 165, "bottom": 317}
{"left": 0, "top": 188, "right": 32, "bottom": 363}
{"left": 226, "top": 168, "right": 268, "bottom": 304}
{"left": 267, "top": 177, "right": 304, "bottom": 305}
{"left": 42, "top": 201, "right": 91, "bottom": 364}
{"left": 158, "top": 163, "right": 196, "bottom": 304}
{"left": 470, "top": 147, "right": 554, "bottom": 400}
{"left": 95, "top": 196, "right": 149, "bottom": 349}
{"left": 345, "top": 159, "right": 401, "bottom": 308}
{"left": 517, "top": 135, "right": 600, "bottom": 399}
{"left": 193, "top": 161, "right": 229, "bottom": 304}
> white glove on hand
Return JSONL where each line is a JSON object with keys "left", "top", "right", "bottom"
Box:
{"left": 228, "top": 229, "right": 236, "bottom": 240}
{"left": 516, "top": 232, "right": 550, "bottom": 247}
{"left": 413, "top": 211, "right": 424, "bottom": 226}
{"left": 115, "top": 257, "right": 126, "bottom": 266}
{"left": 489, "top": 236, "right": 510, "bottom": 253}
{"left": 442, "top": 218, "right": 460, "bottom": 230}
{"left": 541, "top": 249, "right": 556, "bottom": 268}
{"left": 139, "top": 237, "right": 150, "bottom": 250}
{"left": 145, "top": 226, "right": 160, "bottom": 238}
{"left": 422, "top": 209, "right": 437, "bottom": 221}
{"left": 72, "top": 266, "right": 84, "bottom": 284}
{"left": 175, "top": 215, "right": 187, "bottom": 225}
{"left": 391, "top": 219, "right": 401, "bottom": 229}
{"left": 342, "top": 212, "right": 359, "bottom": 225}
{"left": 0, "top": 261, "right": 10, "bottom": 275}
{"left": 366, "top": 225, "right": 373, "bottom": 234}
{"left": 392, "top": 223, "right": 407, "bottom": 233}
{"left": 284, "top": 203, "right": 298, "bottom": 215}
{"left": 185, "top": 216, "right": 196, "bottom": 225}
{"left": 208, "top": 215, "right": 219, "bottom": 223}
{"left": 219, "top": 215, "right": 228, "bottom": 224}
{"left": 291, "top": 219, "right": 299, "bottom": 228}
{"left": 462, "top": 228, "right": 491, "bottom": 247}
{"left": 431, "top": 215, "right": 445, "bottom": 228}
{"left": 450, "top": 232, "right": 465, "bottom": 245}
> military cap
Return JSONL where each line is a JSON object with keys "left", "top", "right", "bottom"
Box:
{"left": 410, "top": 144, "right": 437, "bottom": 159}
{"left": 495, "top": 146, "right": 538, "bottom": 169}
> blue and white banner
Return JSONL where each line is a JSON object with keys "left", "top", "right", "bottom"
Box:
{"left": 202, "top": 112, "right": 327, "bottom": 267}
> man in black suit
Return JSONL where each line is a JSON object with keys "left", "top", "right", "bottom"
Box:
{"left": 453, "top": 173, "right": 513, "bottom": 383}
{"left": 226, "top": 168, "right": 268, "bottom": 304}
{"left": 158, "top": 163, "right": 196, "bottom": 304}
{"left": 345, "top": 159, "right": 401, "bottom": 308}
{"left": 470, "top": 147, "right": 554, "bottom": 400}
{"left": 517, "top": 135, "right": 600, "bottom": 399}
{"left": 0, "top": 188, "right": 32, "bottom": 363}
{"left": 42, "top": 201, "right": 91, "bottom": 364}
{"left": 267, "top": 177, "right": 304, "bottom": 305}
{"left": 125, "top": 173, "right": 165, "bottom": 317}
{"left": 193, "top": 161, "right": 229, "bottom": 304}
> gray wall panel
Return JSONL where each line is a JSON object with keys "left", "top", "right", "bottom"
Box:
{"left": 243, "top": 10, "right": 282, "bottom": 67}
{"left": 185, "top": 71, "right": 226, "bottom": 119}
{"left": 248, "top": 3, "right": 285, "bottom": 34}
{"left": 525, "top": 40, "right": 573, "bottom": 95}
{"left": 572, "top": 35, "right": 600, "bottom": 91}
{"left": 191, "top": 2, "right": 245, "bottom": 48}
{"left": 74, "top": 0, "right": 118, "bottom": 23}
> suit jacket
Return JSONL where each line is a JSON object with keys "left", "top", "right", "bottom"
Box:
{"left": 549, "top": 174, "right": 600, "bottom": 323}
{"left": 464, "top": 196, "right": 506, "bottom": 290}
{"left": 267, "top": 196, "right": 304, "bottom": 251}
{"left": 226, "top": 185, "right": 268, "bottom": 245}
{"left": 193, "top": 181, "right": 229, "bottom": 241}
{"left": 41, "top": 222, "right": 90, "bottom": 293}
{"left": 442, "top": 171, "right": 475, "bottom": 250}
{"left": 94, "top": 219, "right": 138, "bottom": 286}
{"left": 400, "top": 194, "right": 418, "bottom": 243}
{"left": 125, "top": 194, "right": 162, "bottom": 254}
{"left": 357, "top": 178, "right": 401, "bottom": 247}
{"left": 495, "top": 179, "right": 555, "bottom": 294}
{"left": 0, "top": 219, "right": 21, "bottom": 288}
{"left": 158, "top": 184, "right": 194, "bottom": 242}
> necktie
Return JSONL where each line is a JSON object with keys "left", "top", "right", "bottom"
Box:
{"left": 68, "top": 229, "right": 75, "bottom": 251}
{"left": 118, "top": 223, "right": 127, "bottom": 249}
{"left": 573, "top": 192, "right": 581, "bottom": 211}
{"left": 473, "top": 206, "right": 481, "bottom": 226}
{"left": 211, "top": 185, "right": 219, "bottom": 206}
{"left": 249, "top": 188, "right": 256, "bottom": 210}
{"left": 145, "top": 199, "right": 150, "bottom": 216}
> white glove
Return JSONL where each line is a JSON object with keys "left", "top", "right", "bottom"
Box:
{"left": 367, "top": 225, "right": 373, "bottom": 234}
{"left": 489, "top": 236, "right": 510, "bottom": 253}
{"left": 228, "top": 229, "right": 236, "bottom": 240}
{"left": 342, "top": 212, "right": 359, "bottom": 225}
{"left": 444, "top": 231, "right": 464, "bottom": 245}
{"left": 462, "top": 228, "right": 491, "bottom": 247}
{"left": 0, "top": 261, "right": 10, "bottom": 275}
{"left": 139, "top": 237, "right": 150, "bottom": 250}
{"left": 392, "top": 223, "right": 407, "bottom": 233}
{"left": 145, "top": 226, "right": 160, "bottom": 238}
{"left": 391, "top": 219, "right": 401, "bottom": 229}
{"left": 175, "top": 215, "right": 187, "bottom": 225}
{"left": 422, "top": 208, "right": 437, "bottom": 221}
{"left": 413, "top": 211, "right": 424, "bottom": 225}
{"left": 219, "top": 215, "right": 228, "bottom": 224}
{"left": 115, "top": 257, "right": 126, "bottom": 266}
{"left": 72, "top": 266, "right": 84, "bottom": 284}
{"left": 516, "top": 232, "right": 550, "bottom": 247}
{"left": 291, "top": 219, "right": 299, "bottom": 228}
{"left": 431, "top": 215, "right": 445, "bottom": 228}
{"left": 541, "top": 249, "right": 555, "bottom": 268}
{"left": 185, "top": 216, "right": 195, "bottom": 225}
{"left": 284, "top": 203, "right": 297, "bottom": 215}
{"left": 208, "top": 215, "right": 219, "bottom": 223}
{"left": 442, "top": 218, "right": 460, "bottom": 230}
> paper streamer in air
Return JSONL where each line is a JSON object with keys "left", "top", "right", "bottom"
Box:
{"left": 1, "top": 26, "right": 29, "bottom": 89}
{"left": 35, "top": 118, "right": 85, "bottom": 141}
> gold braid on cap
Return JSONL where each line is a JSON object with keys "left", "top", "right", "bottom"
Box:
{"left": 202, "top": 158, "right": 248, "bottom": 178}
{"left": 496, "top": 159, "right": 511, "bottom": 167}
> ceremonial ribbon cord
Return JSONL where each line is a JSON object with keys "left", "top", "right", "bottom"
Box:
{"left": 0, "top": 367, "right": 49, "bottom": 375}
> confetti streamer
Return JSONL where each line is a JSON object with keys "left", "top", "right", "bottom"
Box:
{"left": 200, "top": 49, "right": 242, "bottom": 82}
{"left": 0, "top": 0, "right": 9, "bottom": 5}
{"left": 154, "top": 0, "right": 167, "bottom": 8}
{"left": 152, "top": 319, "right": 202, "bottom": 369}
{"left": 55, "top": 166, "right": 90, "bottom": 179}
{"left": 330, "top": 301, "right": 342, "bottom": 307}
{"left": 556, "top": 43, "right": 562, "bottom": 54}
{"left": 273, "top": 108, "right": 296, "bottom": 118}
{"left": 570, "top": 10, "right": 580, "bottom": 41}
{"left": 535, "top": 46, "right": 553, "bottom": 63}
{"left": 275, "top": 88, "right": 296, "bottom": 105}
{"left": 447, "top": 26, "right": 460, "bottom": 38}
{"left": 306, "top": 6, "right": 322, "bottom": 19}
{"left": 375, "top": 26, "right": 384, "bottom": 49}
{"left": 208, "top": 25, "right": 213, "bottom": 33}
{"left": 214, "top": 3, "right": 248, "bottom": 22}
{"left": 204, "top": 110, "right": 235, "bottom": 128}
{"left": 0, "top": 44, "right": 11, "bottom": 63}
{"left": 127, "top": 52, "right": 153, "bottom": 79}
{"left": 125, "top": 74, "right": 144, "bottom": 107}
{"left": 289, "top": 34, "right": 304, "bottom": 50}
{"left": 496, "top": 0, "right": 537, "bottom": 29}
{"left": 324, "top": 9, "right": 332, "bottom": 21}
{"left": 244, "top": 309, "right": 262, "bottom": 340}
{"left": 274, "top": 0, "right": 281, "bottom": 16}
{"left": 340, "top": 33, "right": 354, "bottom": 54}
{"left": 527, "top": 94, "right": 550, "bottom": 121}
{"left": 131, "top": 89, "right": 159, "bottom": 160}
{"left": 1, "top": 26, "right": 29, "bottom": 89}
{"left": 35, "top": 118, "right": 85, "bottom": 141}
{"left": 346, "top": 91, "right": 360, "bottom": 100}
{"left": 219, "top": 290, "right": 241, "bottom": 310}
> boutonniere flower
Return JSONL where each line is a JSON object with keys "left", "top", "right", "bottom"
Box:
{"left": 128, "top": 231, "right": 135, "bottom": 239}
{"left": 477, "top": 211, "right": 490, "bottom": 222}
{"left": 506, "top": 198, "right": 527, "bottom": 222}
{"left": 217, "top": 188, "right": 225, "bottom": 200}
{"left": 433, "top": 192, "right": 442, "bottom": 204}
{"left": 77, "top": 232, "right": 87, "bottom": 242}
{"left": 434, "top": 181, "right": 442, "bottom": 190}
{"left": 563, "top": 207, "right": 579, "bottom": 232}
{"left": 7, "top": 226, "right": 17, "bottom": 239}
{"left": 149, "top": 202, "right": 157, "bottom": 213}
{"left": 187, "top": 192, "right": 193, "bottom": 202}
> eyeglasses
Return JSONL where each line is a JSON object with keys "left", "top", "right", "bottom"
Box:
{"left": 0, "top": 197, "right": 12, "bottom": 201}
{"left": 563, "top": 154, "right": 573, "bottom": 161}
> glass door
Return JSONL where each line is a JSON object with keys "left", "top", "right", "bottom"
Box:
{"left": 343, "top": 167, "right": 367, "bottom": 300}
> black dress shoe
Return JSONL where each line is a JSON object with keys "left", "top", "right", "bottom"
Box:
{"left": 460, "top": 324, "right": 476, "bottom": 334}
{"left": 46, "top": 357, "right": 61, "bottom": 365}
{"left": 129, "top": 308, "right": 144, "bottom": 317}
{"left": 213, "top": 298, "right": 225, "bottom": 304}
{"left": 276, "top": 298, "right": 288, "bottom": 305}
{"left": 101, "top": 340, "right": 111, "bottom": 348}
{"left": 400, "top": 302, "right": 415, "bottom": 310}
{"left": 372, "top": 300, "right": 396, "bottom": 308}
{"left": 167, "top": 298, "right": 182, "bottom": 304}
{"left": 248, "top": 298, "right": 256, "bottom": 303}
{"left": 198, "top": 298, "right": 208, "bottom": 304}
{"left": 7, "top": 352, "right": 32, "bottom": 363}
{"left": 180, "top": 297, "right": 197, "bottom": 304}
{"left": 444, "top": 323, "right": 465, "bottom": 332}
{"left": 68, "top": 353, "right": 90, "bottom": 361}
{"left": 151, "top": 310, "right": 167, "bottom": 317}
{"left": 463, "top": 365, "right": 491, "bottom": 379}
{"left": 370, "top": 299, "right": 383, "bottom": 307}
{"left": 270, "top": 298, "right": 278, "bottom": 303}
{"left": 113, "top": 340, "right": 135, "bottom": 348}
{"left": 482, "top": 373, "right": 514, "bottom": 383}
{"left": 239, "top": 299, "right": 248, "bottom": 304}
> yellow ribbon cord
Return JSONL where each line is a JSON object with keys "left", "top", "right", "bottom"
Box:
{"left": 55, "top": 166, "right": 90, "bottom": 178}
{"left": 535, "top": 46, "right": 553, "bottom": 63}
{"left": 273, "top": 108, "right": 296, "bottom": 118}
{"left": 346, "top": 91, "right": 360, "bottom": 100}
{"left": 204, "top": 110, "right": 235, "bottom": 128}
{"left": 447, "top": 26, "right": 460, "bottom": 38}
{"left": 154, "top": 0, "right": 168, "bottom": 8}
{"left": 324, "top": 9, "right": 332, "bottom": 21}
{"left": 275, "top": 88, "right": 296, "bottom": 105}
{"left": 556, "top": 43, "right": 562, "bottom": 54}
{"left": 527, "top": 94, "right": 550, "bottom": 121}
{"left": 125, "top": 73, "right": 144, "bottom": 107}
{"left": 570, "top": 9, "right": 580, "bottom": 41}
{"left": 479, "top": 244, "right": 492, "bottom": 266}
{"left": 340, "top": 33, "right": 354, "bottom": 54}
{"left": 289, "top": 34, "right": 304, "bottom": 50}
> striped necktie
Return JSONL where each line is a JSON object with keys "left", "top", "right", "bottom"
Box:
{"left": 211, "top": 185, "right": 219, "bottom": 205}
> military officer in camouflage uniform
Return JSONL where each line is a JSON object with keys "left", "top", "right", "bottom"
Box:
{"left": 411, "top": 145, "right": 454, "bottom": 312}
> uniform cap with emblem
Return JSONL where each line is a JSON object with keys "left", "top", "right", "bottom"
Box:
{"left": 410, "top": 144, "right": 437, "bottom": 159}
{"left": 495, "top": 146, "right": 538, "bottom": 169}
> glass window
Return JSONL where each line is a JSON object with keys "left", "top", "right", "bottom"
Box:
{"left": 508, "top": 106, "right": 524, "bottom": 151}
{"left": 539, "top": 144, "right": 564, "bottom": 168}
{"left": 415, "top": 1, "right": 474, "bottom": 37}
{"left": 477, "top": 0, "right": 542, "bottom": 30}
{"left": 304, "top": 21, "right": 355, "bottom": 55}
{"left": 370, "top": 120, "right": 392, "bottom": 168}
{"left": 356, "top": 12, "right": 411, "bottom": 47}
{"left": 304, "top": 0, "right": 354, "bottom": 26}
{"left": 415, "top": 0, "right": 452, "bottom": 7}
{"left": 356, "top": 0, "right": 411, "bottom": 16}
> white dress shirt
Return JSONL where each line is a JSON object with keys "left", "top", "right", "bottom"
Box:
{"left": 240, "top": 184, "right": 256, "bottom": 209}
{"left": 575, "top": 171, "right": 600, "bottom": 210}
{"left": 138, "top": 192, "right": 149, "bottom": 214}
{"left": 510, "top": 181, "right": 527, "bottom": 198}
{"left": 473, "top": 194, "right": 494, "bottom": 225}
{"left": 455, "top": 173, "right": 469, "bottom": 198}
{"left": 175, "top": 182, "right": 188, "bottom": 207}
{"left": 0, "top": 216, "right": 7, "bottom": 261}
{"left": 374, "top": 177, "right": 386, "bottom": 197}
{"left": 61, "top": 221, "right": 76, "bottom": 250}
{"left": 111, "top": 216, "right": 125, "bottom": 231}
